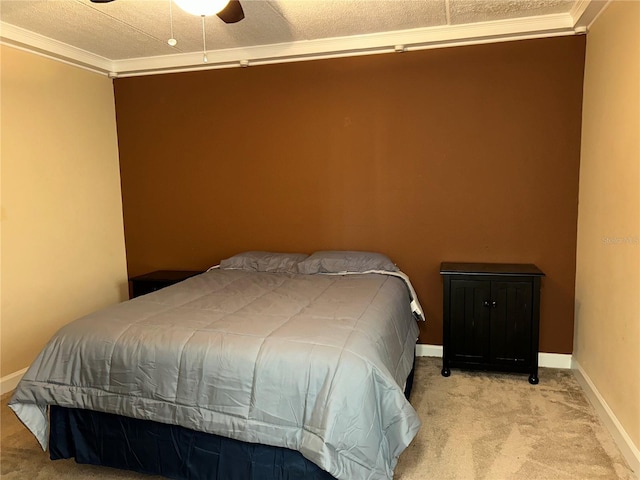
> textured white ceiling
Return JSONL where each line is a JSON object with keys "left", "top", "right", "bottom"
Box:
{"left": 0, "top": 0, "right": 602, "bottom": 75}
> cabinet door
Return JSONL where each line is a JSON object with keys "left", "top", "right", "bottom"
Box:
{"left": 489, "top": 281, "right": 533, "bottom": 365}
{"left": 449, "top": 279, "right": 491, "bottom": 363}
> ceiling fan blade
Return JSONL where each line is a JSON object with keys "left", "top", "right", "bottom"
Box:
{"left": 217, "top": 0, "right": 244, "bottom": 23}
{"left": 89, "top": 0, "right": 115, "bottom": 2}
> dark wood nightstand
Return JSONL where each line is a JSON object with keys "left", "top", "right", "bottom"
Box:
{"left": 440, "top": 262, "right": 545, "bottom": 384}
{"left": 129, "top": 270, "right": 204, "bottom": 299}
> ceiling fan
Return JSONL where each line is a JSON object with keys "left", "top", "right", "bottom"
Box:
{"left": 88, "top": 0, "right": 245, "bottom": 24}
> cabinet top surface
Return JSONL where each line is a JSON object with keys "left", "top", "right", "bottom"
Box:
{"left": 129, "top": 270, "right": 204, "bottom": 282}
{"left": 440, "top": 262, "right": 544, "bottom": 276}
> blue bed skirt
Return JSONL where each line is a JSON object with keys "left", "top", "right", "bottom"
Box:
{"left": 50, "top": 405, "right": 336, "bottom": 480}
{"left": 49, "top": 355, "right": 416, "bottom": 480}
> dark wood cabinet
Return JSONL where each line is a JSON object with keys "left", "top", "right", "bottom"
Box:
{"left": 129, "top": 270, "right": 204, "bottom": 299}
{"left": 440, "top": 262, "right": 544, "bottom": 384}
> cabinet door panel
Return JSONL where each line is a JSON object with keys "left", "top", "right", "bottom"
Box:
{"left": 450, "top": 280, "right": 491, "bottom": 362}
{"left": 490, "top": 281, "right": 532, "bottom": 364}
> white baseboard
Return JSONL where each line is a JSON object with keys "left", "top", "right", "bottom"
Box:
{"left": 415, "top": 344, "right": 443, "bottom": 358}
{"left": 415, "top": 344, "right": 572, "bottom": 369}
{"left": 538, "top": 352, "right": 572, "bottom": 368}
{"left": 0, "top": 367, "right": 28, "bottom": 396}
{"left": 572, "top": 359, "right": 640, "bottom": 478}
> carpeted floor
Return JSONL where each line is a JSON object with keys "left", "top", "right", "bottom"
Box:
{"left": 1, "top": 357, "right": 635, "bottom": 479}
{"left": 394, "top": 357, "right": 635, "bottom": 479}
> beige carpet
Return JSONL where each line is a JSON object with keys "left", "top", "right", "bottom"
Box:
{"left": 1, "top": 357, "right": 635, "bottom": 480}
{"left": 394, "top": 357, "right": 635, "bottom": 479}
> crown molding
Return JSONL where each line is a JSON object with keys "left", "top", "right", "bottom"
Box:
{"left": 0, "top": 22, "right": 114, "bottom": 75}
{"left": 2, "top": 11, "right": 585, "bottom": 78}
{"left": 571, "top": 0, "right": 609, "bottom": 31}
{"left": 115, "top": 12, "right": 582, "bottom": 77}
{"left": 570, "top": 0, "right": 593, "bottom": 22}
{"left": 571, "top": 0, "right": 612, "bottom": 33}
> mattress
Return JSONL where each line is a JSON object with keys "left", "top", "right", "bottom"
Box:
{"left": 10, "top": 269, "right": 421, "bottom": 480}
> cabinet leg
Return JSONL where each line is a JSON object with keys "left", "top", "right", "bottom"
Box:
{"left": 441, "top": 367, "right": 451, "bottom": 377}
{"left": 528, "top": 373, "right": 539, "bottom": 385}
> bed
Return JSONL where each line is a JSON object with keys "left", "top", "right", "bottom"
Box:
{"left": 9, "top": 251, "right": 423, "bottom": 480}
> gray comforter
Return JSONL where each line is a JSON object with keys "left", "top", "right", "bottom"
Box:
{"left": 10, "top": 269, "right": 421, "bottom": 480}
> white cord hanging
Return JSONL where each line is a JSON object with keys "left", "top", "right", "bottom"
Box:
{"left": 168, "top": 0, "right": 177, "bottom": 46}
{"left": 202, "top": 15, "right": 208, "bottom": 63}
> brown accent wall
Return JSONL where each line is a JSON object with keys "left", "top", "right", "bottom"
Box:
{"left": 114, "top": 36, "right": 586, "bottom": 353}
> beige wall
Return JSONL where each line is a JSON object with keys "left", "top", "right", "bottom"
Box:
{"left": 574, "top": 0, "right": 640, "bottom": 455}
{"left": 0, "top": 46, "right": 129, "bottom": 378}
